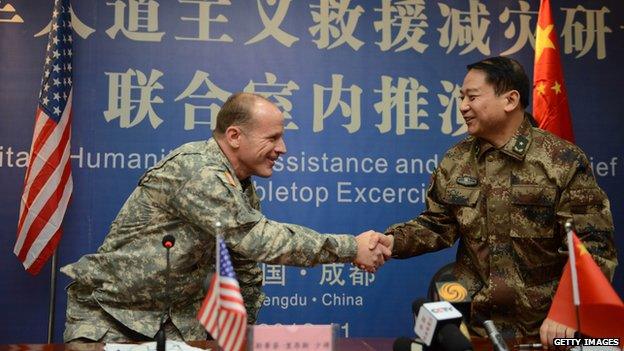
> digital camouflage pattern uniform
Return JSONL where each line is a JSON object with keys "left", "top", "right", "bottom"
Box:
{"left": 386, "top": 116, "right": 617, "bottom": 339}
{"left": 61, "top": 138, "right": 357, "bottom": 342}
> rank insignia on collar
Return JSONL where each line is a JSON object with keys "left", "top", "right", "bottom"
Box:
{"left": 456, "top": 176, "right": 478, "bottom": 187}
{"left": 224, "top": 171, "right": 237, "bottom": 187}
{"left": 512, "top": 135, "right": 528, "bottom": 155}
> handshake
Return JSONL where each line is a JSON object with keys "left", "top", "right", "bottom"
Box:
{"left": 352, "top": 230, "right": 395, "bottom": 273}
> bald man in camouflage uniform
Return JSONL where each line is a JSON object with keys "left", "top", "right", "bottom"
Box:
{"left": 382, "top": 57, "right": 617, "bottom": 343}
{"left": 62, "top": 92, "right": 391, "bottom": 342}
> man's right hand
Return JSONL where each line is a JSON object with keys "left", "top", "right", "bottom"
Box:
{"left": 353, "top": 230, "right": 393, "bottom": 273}
{"left": 369, "top": 232, "right": 394, "bottom": 255}
{"left": 540, "top": 318, "right": 576, "bottom": 349}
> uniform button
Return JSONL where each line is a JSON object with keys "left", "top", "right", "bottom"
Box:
{"left": 487, "top": 155, "right": 495, "bottom": 162}
{"left": 489, "top": 205, "right": 496, "bottom": 212}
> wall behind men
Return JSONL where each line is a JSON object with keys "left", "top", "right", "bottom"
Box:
{"left": 0, "top": 0, "right": 622, "bottom": 343}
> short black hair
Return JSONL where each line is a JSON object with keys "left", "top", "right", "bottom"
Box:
{"left": 466, "top": 56, "right": 529, "bottom": 109}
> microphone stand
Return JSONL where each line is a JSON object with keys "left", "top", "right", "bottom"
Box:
{"left": 157, "top": 235, "right": 175, "bottom": 351}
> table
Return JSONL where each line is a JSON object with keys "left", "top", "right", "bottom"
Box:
{"left": 1, "top": 339, "right": 394, "bottom": 351}
{"left": 0, "top": 337, "right": 534, "bottom": 351}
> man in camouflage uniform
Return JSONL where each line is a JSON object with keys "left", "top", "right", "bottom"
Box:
{"left": 381, "top": 57, "right": 617, "bottom": 344}
{"left": 62, "top": 92, "right": 392, "bottom": 342}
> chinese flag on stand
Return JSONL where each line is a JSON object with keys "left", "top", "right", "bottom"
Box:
{"left": 533, "top": 0, "right": 575, "bottom": 143}
{"left": 14, "top": 0, "right": 73, "bottom": 275}
{"left": 547, "top": 233, "right": 624, "bottom": 340}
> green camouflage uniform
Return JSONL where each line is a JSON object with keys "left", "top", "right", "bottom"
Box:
{"left": 386, "top": 116, "right": 617, "bottom": 338}
{"left": 62, "top": 138, "right": 357, "bottom": 342}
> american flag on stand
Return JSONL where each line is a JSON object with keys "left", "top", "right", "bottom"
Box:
{"left": 197, "top": 236, "right": 247, "bottom": 351}
{"left": 14, "top": 0, "right": 73, "bottom": 275}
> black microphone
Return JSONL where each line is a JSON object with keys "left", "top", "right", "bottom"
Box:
{"left": 413, "top": 298, "right": 473, "bottom": 351}
{"left": 162, "top": 234, "right": 175, "bottom": 249}
{"left": 483, "top": 320, "right": 509, "bottom": 351}
{"left": 437, "top": 324, "right": 473, "bottom": 351}
{"left": 156, "top": 235, "right": 176, "bottom": 351}
{"left": 393, "top": 336, "right": 429, "bottom": 351}
{"left": 433, "top": 280, "right": 472, "bottom": 324}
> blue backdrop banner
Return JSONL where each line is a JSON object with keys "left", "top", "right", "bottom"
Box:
{"left": 1, "top": 0, "right": 622, "bottom": 343}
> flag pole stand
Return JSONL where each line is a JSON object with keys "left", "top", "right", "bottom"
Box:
{"left": 47, "top": 250, "right": 58, "bottom": 343}
{"left": 575, "top": 304, "right": 582, "bottom": 351}
{"left": 565, "top": 220, "right": 582, "bottom": 351}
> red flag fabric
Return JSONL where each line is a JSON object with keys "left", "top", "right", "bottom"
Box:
{"left": 197, "top": 236, "right": 247, "bottom": 351}
{"left": 533, "top": 0, "right": 575, "bottom": 143}
{"left": 547, "top": 233, "right": 624, "bottom": 340}
{"left": 14, "top": 0, "right": 73, "bottom": 275}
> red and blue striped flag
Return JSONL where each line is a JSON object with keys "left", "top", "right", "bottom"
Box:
{"left": 197, "top": 236, "right": 247, "bottom": 351}
{"left": 14, "top": 0, "right": 73, "bottom": 275}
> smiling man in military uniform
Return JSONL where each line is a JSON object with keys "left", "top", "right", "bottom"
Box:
{"left": 381, "top": 57, "right": 617, "bottom": 345}
{"left": 61, "top": 92, "right": 392, "bottom": 342}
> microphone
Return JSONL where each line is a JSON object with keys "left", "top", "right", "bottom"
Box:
{"left": 413, "top": 299, "right": 473, "bottom": 351}
{"left": 432, "top": 279, "right": 472, "bottom": 340}
{"left": 156, "top": 235, "right": 176, "bottom": 351}
{"left": 483, "top": 320, "right": 509, "bottom": 351}
{"left": 412, "top": 298, "right": 428, "bottom": 325}
{"left": 393, "top": 336, "right": 429, "bottom": 351}
{"left": 437, "top": 324, "right": 474, "bottom": 351}
{"left": 433, "top": 280, "right": 471, "bottom": 323}
{"left": 162, "top": 234, "right": 175, "bottom": 249}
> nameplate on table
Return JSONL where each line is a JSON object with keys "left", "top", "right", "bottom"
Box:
{"left": 104, "top": 340, "right": 207, "bottom": 351}
{"left": 249, "top": 324, "right": 336, "bottom": 351}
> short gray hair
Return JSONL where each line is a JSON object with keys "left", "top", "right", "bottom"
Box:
{"left": 214, "top": 92, "right": 271, "bottom": 135}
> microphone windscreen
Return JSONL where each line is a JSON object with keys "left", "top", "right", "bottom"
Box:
{"left": 412, "top": 298, "right": 428, "bottom": 315}
{"left": 393, "top": 337, "right": 414, "bottom": 351}
{"left": 435, "top": 281, "right": 470, "bottom": 303}
{"left": 435, "top": 280, "right": 472, "bottom": 322}
{"left": 437, "top": 324, "right": 473, "bottom": 351}
{"left": 162, "top": 234, "right": 176, "bottom": 248}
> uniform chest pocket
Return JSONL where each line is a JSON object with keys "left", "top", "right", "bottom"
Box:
{"left": 510, "top": 185, "right": 557, "bottom": 238}
{"left": 443, "top": 187, "right": 480, "bottom": 207}
{"left": 444, "top": 187, "right": 481, "bottom": 239}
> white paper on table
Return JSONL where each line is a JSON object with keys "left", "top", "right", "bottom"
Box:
{"left": 104, "top": 340, "right": 209, "bottom": 351}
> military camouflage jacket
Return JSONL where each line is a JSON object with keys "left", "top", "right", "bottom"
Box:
{"left": 61, "top": 138, "right": 357, "bottom": 340}
{"left": 386, "top": 116, "right": 617, "bottom": 338}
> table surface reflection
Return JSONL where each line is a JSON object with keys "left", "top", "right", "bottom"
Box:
{"left": 0, "top": 337, "right": 531, "bottom": 351}
{"left": 0, "top": 339, "right": 393, "bottom": 351}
